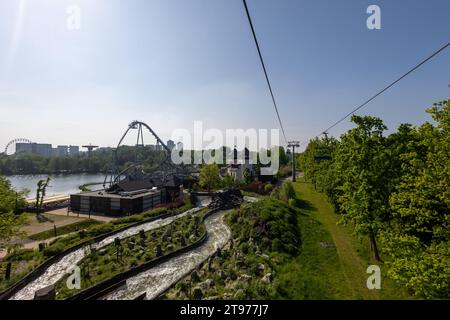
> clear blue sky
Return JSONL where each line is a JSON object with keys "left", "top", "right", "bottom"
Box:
{"left": 0, "top": 0, "right": 449, "bottom": 150}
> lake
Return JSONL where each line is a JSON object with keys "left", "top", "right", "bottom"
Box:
{"left": 6, "top": 173, "right": 106, "bottom": 196}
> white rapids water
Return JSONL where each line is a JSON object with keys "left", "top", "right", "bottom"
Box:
{"left": 10, "top": 204, "right": 209, "bottom": 300}
{"left": 103, "top": 210, "right": 231, "bottom": 300}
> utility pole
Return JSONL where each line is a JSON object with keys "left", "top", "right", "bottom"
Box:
{"left": 287, "top": 141, "right": 300, "bottom": 182}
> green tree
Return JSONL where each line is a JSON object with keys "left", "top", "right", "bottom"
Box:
{"left": 0, "top": 176, "right": 28, "bottom": 214}
{"left": 334, "top": 115, "right": 390, "bottom": 262}
{"left": 199, "top": 164, "right": 221, "bottom": 192}
{"left": 222, "top": 173, "right": 235, "bottom": 188}
{"left": 243, "top": 168, "right": 253, "bottom": 184}
{"left": 0, "top": 176, "right": 27, "bottom": 250}
{"left": 381, "top": 100, "right": 450, "bottom": 298}
{"left": 35, "top": 177, "right": 51, "bottom": 216}
{"left": 279, "top": 181, "right": 296, "bottom": 203}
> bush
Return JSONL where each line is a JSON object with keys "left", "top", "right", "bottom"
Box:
{"left": 43, "top": 242, "right": 65, "bottom": 257}
{"left": 241, "top": 181, "right": 267, "bottom": 195}
{"left": 271, "top": 239, "right": 284, "bottom": 252}
{"left": 142, "top": 207, "right": 167, "bottom": 218}
{"left": 264, "top": 183, "right": 274, "bottom": 193}
{"left": 87, "top": 224, "right": 114, "bottom": 236}
{"left": 4, "top": 249, "right": 38, "bottom": 262}
{"left": 288, "top": 198, "right": 297, "bottom": 207}
{"left": 240, "top": 243, "right": 249, "bottom": 254}
{"left": 227, "top": 198, "right": 300, "bottom": 256}
{"left": 279, "top": 181, "right": 295, "bottom": 203}
{"left": 112, "top": 215, "right": 144, "bottom": 225}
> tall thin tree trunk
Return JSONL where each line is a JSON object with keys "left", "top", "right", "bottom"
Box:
{"left": 369, "top": 230, "right": 382, "bottom": 262}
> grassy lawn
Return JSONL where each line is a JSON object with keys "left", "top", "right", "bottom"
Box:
{"left": 290, "top": 179, "right": 410, "bottom": 299}
{"left": 21, "top": 213, "right": 87, "bottom": 236}
{"left": 28, "top": 220, "right": 102, "bottom": 241}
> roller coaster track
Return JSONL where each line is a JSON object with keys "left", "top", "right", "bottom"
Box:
{"left": 104, "top": 120, "right": 180, "bottom": 188}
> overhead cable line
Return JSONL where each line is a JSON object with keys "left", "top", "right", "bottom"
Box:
{"left": 242, "top": 0, "right": 288, "bottom": 144}
{"left": 312, "top": 41, "right": 450, "bottom": 141}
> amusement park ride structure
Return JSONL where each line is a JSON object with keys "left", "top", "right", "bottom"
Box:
{"left": 3, "top": 138, "right": 33, "bottom": 155}
{"left": 103, "top": 120, "right": 185, "bottom": 190}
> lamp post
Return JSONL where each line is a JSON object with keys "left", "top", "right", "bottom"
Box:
{"left": 287, "top": 141, "right": 300, "bottom": 182}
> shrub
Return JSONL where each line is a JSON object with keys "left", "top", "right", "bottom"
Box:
{"left": 271, "top": 239, "right": 284, "bottom": 253}
{"left": 4, "top": 249, "right": 38, "bottom": 262}
{"left": 279, "top": 181, "right": 295, "bottom": 203}
{"left": 112, "top": 215, "right": 144, "bottom": 225}
{"left": 87, "top": 224, "right": 114, "bottom": 236}
{"left": 142, "top": 207, "right": 167, "bottom": 218}
{"left": 264, "top": 183, "right": 274, "bottom": 193}
{"left": 43, "top": 242, "right": 65, "bottom": 257}
{"left": 227, "top": 198, "right": 300, "bottom": 256}
{"left": 288, "top": 198, "right": 297, "bottom": 207}
{"left": 240, "top": 243, "right": 249, "bottom": 254}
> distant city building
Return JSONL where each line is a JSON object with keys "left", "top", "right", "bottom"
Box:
{"left": 167, "top": 140, "right": 175, "bottom": 150}
{"left": 15, "top": 142, "right": 33, "bottom": 154}
{"left": 55, "top": 145, "right": 69, "bottom": 157}
{"left": 68, "top": 145, "right": 79, "bottom": 156}
{"left": 15, "top": 142, "right": 80, "bottom": 157}
{"left": 34, "top": 143, "right": 52, "bottom": 157}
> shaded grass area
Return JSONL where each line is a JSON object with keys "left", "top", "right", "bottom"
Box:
{"left": 273, "top": 193, "right": 352, "bottom": 299}
{"left": 29, "top": 220, "right": 102, "bottom": 241}
{"left": 291, "top": 180, "right": 410, "bottom": 300}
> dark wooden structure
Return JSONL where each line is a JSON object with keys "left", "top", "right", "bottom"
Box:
{"left": 70, "top": 174, "right": 182, "bottom": 216}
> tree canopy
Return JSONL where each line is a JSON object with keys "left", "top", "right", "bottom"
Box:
{"left": 298, "top": 99, "right": 450, "bottom": 298}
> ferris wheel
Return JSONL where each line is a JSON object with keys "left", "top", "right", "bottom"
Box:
{"left": 3, "top": 138, "right": 33, "bottom": 155}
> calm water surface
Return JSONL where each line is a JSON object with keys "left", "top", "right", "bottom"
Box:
{"left": 6, "top": 174, "right": 105, "bottom": 196}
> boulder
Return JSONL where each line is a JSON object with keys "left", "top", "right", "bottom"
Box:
{"left": 238, "top": 274, "right": 252, "bottom": 282}
{"left": 204, "top": 279, "right": 215, "bottom": 288}
{"left": 216, "top": 270, "right": 226, "bottom": 279}
{"left": 262, "top": 273, "right": 273, "bottom": 284}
